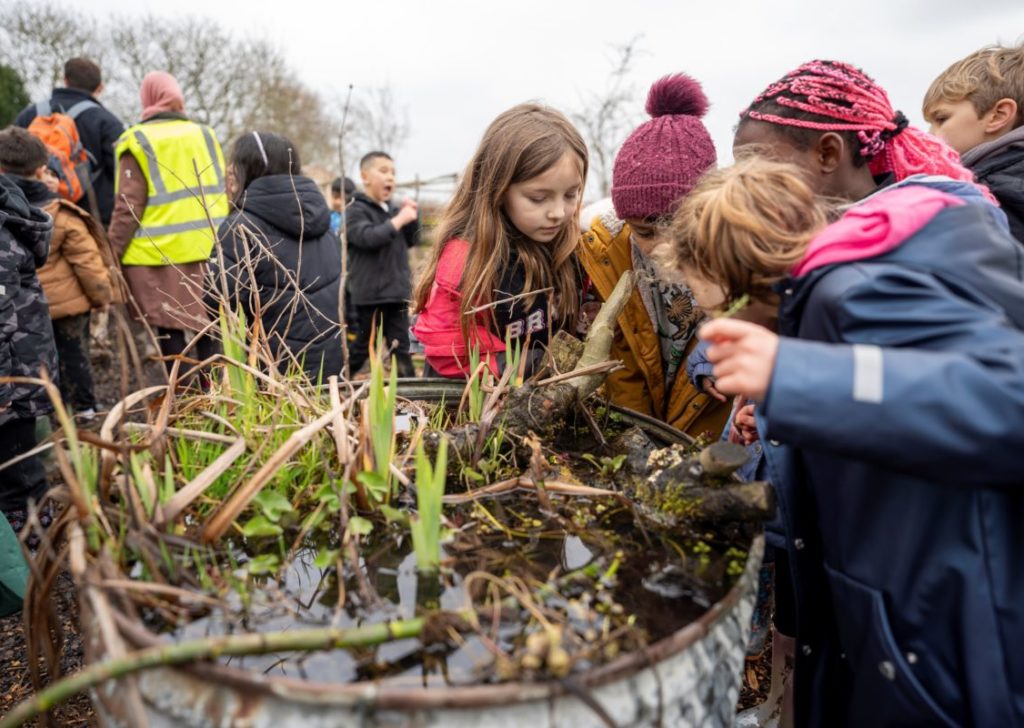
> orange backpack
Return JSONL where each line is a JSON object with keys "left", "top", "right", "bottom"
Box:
{"left": 26, "top": 100, "right": 98, "bottom": 204}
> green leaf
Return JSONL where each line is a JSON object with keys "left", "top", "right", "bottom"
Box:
{"left": 379, "top": 505, "right": 410, "bottom": 526}
{"left": 160, "top": 454, "right": 176, "bottom": 505}
{"left": 357, "top": 470, "right": 389, "bottom": 501}
{"left": 411, "top": 436, "right": 447, "bottom": 572}
{"left": 463, "top": 467, "right": 485, "bottom": 483}
{"left": 241, "top": 515, "right": 283, "bottom": 538}
{"left": 313, "top": 483, "right": 341, "bottom": 512}
{"left": 346, "top": 515, "right": 374, "bottom": 538}
{"left": 313, "top": 548, "right": 339, "bottom": 570}
{"left": 301, "top": 509, "right": 328, "bottom": 531}
{"left": 246, "top": 554, "right": 279, "bottom": 575}
{"left": 253, "top": 490, "right": 294, "bottom": 522}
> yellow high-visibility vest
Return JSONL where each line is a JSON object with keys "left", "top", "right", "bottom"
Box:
{"left": 115, "top": 119, "right": 228, "bottom": 266}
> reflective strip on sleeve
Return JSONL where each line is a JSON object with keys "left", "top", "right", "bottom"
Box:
{"left": 852, "top": 344, "right": 884, "bottom": 404}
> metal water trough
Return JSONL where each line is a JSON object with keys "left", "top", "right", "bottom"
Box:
{"left": 85, "top": 380, "right": 764, "bottom": 728}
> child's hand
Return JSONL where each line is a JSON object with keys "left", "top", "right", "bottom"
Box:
{"left": 393, "top": 200, "right": 418, "bottom": 229}
{"left": 699, "top": 376, "right": 727, "bottom": 403}
{"left": 699, "top": 319, "right": 779, "bottom": 403}
{"left": 734, "top": 402, "right": 760, "bottom": 444}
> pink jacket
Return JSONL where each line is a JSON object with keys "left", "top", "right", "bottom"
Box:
{"left": 412, "top": 239, "right": 505, "bottom": 377}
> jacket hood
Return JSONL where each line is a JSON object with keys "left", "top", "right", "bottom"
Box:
{"left": 236, "top": 175, "right": 331, "bottom": 240}
{"left": 793, "top": 186, "right": 965, "bottom": 278}
{"left": 782, "top": 178, "right": 1022, "bottom": 330}
{"left": 0, "top": 175, "right": 53, "bottom": 265}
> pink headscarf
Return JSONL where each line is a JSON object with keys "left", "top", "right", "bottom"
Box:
{"left": 140, "top": 71, "right": 185, "bottom": 121}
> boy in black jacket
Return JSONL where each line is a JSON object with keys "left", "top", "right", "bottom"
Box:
{"left": 346, "top": 151, "right": 420, "bottom": 376}
{"left": 925, "top": 43, "right": 1024, "bottom": 243}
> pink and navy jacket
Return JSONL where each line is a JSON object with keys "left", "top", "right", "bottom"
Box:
{"left": 756, "top": 177, "right": 1024, "bottom": 727}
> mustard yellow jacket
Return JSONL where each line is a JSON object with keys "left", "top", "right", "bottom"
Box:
{"left": 577, "top": 213, "right": 729, "bottom": 439}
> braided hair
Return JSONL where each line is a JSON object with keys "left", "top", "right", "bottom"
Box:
{"left": 740, "top": 60, "right": 976, "bottom": 185}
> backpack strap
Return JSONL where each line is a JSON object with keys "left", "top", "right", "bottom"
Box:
{"left": 66, "top": 100, "right": 99, "bottom": 120}
{"left": 34, "top": 100, "right": 51, "bottom": 118}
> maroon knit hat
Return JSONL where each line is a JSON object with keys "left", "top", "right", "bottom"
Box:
{"left": 612, "top": 74, "right": 716, "bottom": 220}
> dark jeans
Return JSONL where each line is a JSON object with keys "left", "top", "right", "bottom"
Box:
{"left": 156, "top": 327, "right": 221, "bottom": 377}
{"left": 52, "top": 312, "right": 97, "bottom": 411}
{"left": 0, "top": 418, "right": 48, "bottom": 512}
{"left": 348, "top": 303, "right": 415, "bottom": 377}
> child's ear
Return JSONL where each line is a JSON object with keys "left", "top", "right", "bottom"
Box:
{"left": 34, "top": 165, "right": 48, "bottom": 181}
{"left": 816, "top": 132, "right": 844, "bottom": 175}
{"left": 984, "top": 98, "right": 1018, "bottom": 135}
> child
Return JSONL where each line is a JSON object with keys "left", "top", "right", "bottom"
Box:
{"left": 329, "top": 176, "right": 356, "bottom": 237}
{"left": 0, "top": 127, "right": 114, "bottom": 419}
{"left": 412, "top": 103, "right": 585, "bottom": 377}
{"left": 577, "top": 73, "right": 729, "bottom": 439}
{"left": 213, "top": 131, "right": 343, "bottom": 380}
{"left": 676, "top": 152, "right": 1024, "bottom": 725}
{"left": 346, "top": 152, "right": 419, "bottom": 377}
{"left": 924, "top": 43, "right": 1024, "bottom": 242}
{"left": 329, "top": 176, "right": 359, "bottom": 340}
{"left": 735, "top": 60, "right": 996, "bottom": 208}
{"left": 0, "top": 173, "right": 57, "bottom": 532}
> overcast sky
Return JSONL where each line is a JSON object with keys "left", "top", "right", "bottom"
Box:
{"left": 88, "top": 0, "right": 1024, "bottom": 196}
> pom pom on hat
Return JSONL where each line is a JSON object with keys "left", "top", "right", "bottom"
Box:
{"left": 645, "top": 73, "right": 710, "bottom": 119}
{"left": 612, "top": 73, "right": 717, "bottom": 220}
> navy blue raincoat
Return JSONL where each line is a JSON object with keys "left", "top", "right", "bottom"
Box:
{"left": 759, "top": 178, "right": 1024, "bottom": 726}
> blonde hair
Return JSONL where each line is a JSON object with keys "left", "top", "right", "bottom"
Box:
{"left": 413, "top": 103, "right": 587, "bottom": 345}
{"left": 671, "top": 157, "right": 828, "bottom": 304}
{"left": 923, "top": 43, "right": 1024, "bottom": 125}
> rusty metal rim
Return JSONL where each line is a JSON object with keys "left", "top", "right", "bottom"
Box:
{"left": 110, "top": 536, "right": 762, "bottom": 711}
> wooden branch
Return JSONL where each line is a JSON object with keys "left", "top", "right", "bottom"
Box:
{"left": 200, "top": 406, "right": 341, "bottom": 544}
{"left": 156, "top": 438, "right": 246, "bottom": 527}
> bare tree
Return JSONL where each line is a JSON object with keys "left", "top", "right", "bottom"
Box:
{"left": 0, "top": 3, "right": 398, "bottom": 171}
{"left": 572, "top": 36, "right": 645, "bottom": 199}
{"left": 343, "top": 85, "right": 410, "bottom": 167}
{"left": 106, "top": 16, "right": 345, "bottom": 166}
{"left": 0, "top": 1, "right": 105, "bottom": 98}
{"left": 248, "top": 68, "right": 340, "bottom": 167}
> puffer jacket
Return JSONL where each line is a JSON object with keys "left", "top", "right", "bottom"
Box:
{"left": 0, "top": 176, "right": 57, "bottom": 425}
{"left": 213, "top": 174, "right": 343, "bottom": 380}
{"left": 577, "top": 212, "right": 729, "bottom": 439}
{"left": 758, "top": 179, "right": 1024, "bottom": 727}
{"left": 9, "top": 176, "right": 116, "bottom": 319}
{"left": 345, "top": 192, "right": 419, "bottom": 306}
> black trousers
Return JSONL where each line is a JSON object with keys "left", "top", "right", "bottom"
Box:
{"left": 348, "top": 303, "right": 415, "bottom": 377}
{"left": 52, "top": 312, "right": 97, "bottom": 411}
{"left": 156, "top": 327, "right": 220, "bottom": 376}
{"left": 0, "top": 418, "right": 48, "bottom": 512}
